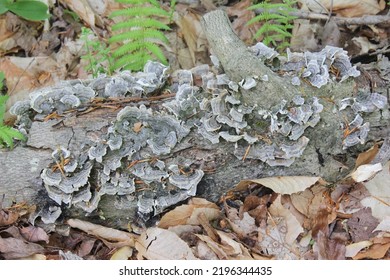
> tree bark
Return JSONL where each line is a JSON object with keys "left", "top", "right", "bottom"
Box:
{"left": 1, "top": 10, "right": 389, "bottom": 229}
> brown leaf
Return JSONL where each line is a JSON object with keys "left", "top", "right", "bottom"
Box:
{"left": 353, "top": 242, "right": 390, "bottom": 259}
{"left": 175, "top": 10, "right": 209, "bottom": 67}
{"left": 135, "top": 228, "right": 197, "bottom": 260}
{"left": 236, "top": 176, "right": 321, "bottom": 195}
{"left": 347, "top": 208, "right": 379, "bottom": 242}
{"left": 355, "top": 144, "right": 379, "bottom": 167}
{"left": 226, "top": 0, "right": 262, "bottom": 44}
{"left": 110, "top": 246, "right": 133, "bottom": 260}
{"left": 67, "top": 219, "right": 135, "bottom": 248}
{"left": 19, "top": 225, "right": 49, "bottom": 244}
{"left": 0, "top": 236, "right": 44, "bottom": 259}
{"left": 133, "top": 122, "right": 143, "bottom": 133}
{"left": 0, "top": 209, "right": 19, "bottom": 227}
{"left": 313, "top": 231, "right": 346, "bottom": 260}
{"left": 159, "top": 198, "right": 220, "bottom": 229}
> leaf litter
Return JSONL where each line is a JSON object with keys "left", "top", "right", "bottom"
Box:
{"left": 1, "top": 0, "right": 390, "bottom": 260}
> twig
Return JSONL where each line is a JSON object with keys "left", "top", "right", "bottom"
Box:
{"left": 254, "top": 8, "right": 390, "bottom": 26}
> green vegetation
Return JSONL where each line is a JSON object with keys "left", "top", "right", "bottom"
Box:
{"left": 80, "top": 27, "right": 113, "bottom": 78}
{"left": 247, "top": 0, "right": 297, "bottom": 51}
{"left": 0, "top": 0, "right": 49, "bottom": 21}
{"left": 0, "top": 73, "right": 26, "bottom": 149}
{"left": 108, "top": 0, "right": 173, "bottom": 72}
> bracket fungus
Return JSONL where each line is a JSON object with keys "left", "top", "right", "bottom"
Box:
{"left": 8, "top": 42, "right": 388, "bottom": 225}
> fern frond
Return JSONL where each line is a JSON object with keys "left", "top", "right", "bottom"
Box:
{"left": 143, "top": 43, "right": 168, "bottom": 64}
{"left": 112, "top": 52, "right": 152, "bottom": 71}
{"left": 111, "top": 18, "right": 170, "bottom": 32}
{"left": 109, "top": 0, "right": 171, "bottom": 71}
{"left": 109, "top": 29, "right": 169, "bottom": 44}
{"left": 110, "top": 6, "right": 170, "bottom": 18}
{"left": 247, "top": 0, "right": 297, "bottom": 52}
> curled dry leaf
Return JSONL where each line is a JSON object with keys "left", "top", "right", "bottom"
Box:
{"left": 135, "top": 228, "right": 197, "bottom": 260}
{"left": 361, "top": 161, "right": 390, "bottom": 222}
{"left": 67, "top": 219, "right": 135, "bottom": 248}
{"left": 235, "top": 176, "right": 321, "bottom": 194}
{"left": 158, "top": 198, "right": 219, "bottom": 229}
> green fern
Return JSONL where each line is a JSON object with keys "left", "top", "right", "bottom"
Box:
{"left": 247, "top": 0, "right": 298, "bottom": 51}
{"left": 0, "top": 84, "right": 26, "bottom": 149}
{"left": 109, "top": 0, "right": 172, "bottom": 72}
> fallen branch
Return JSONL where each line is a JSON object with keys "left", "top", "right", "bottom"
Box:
{"left": 253, "top": 8, "right": 390, "bottom": 26}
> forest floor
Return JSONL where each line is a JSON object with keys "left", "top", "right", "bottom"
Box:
{"left": 0, "top": 0, "right": 389, "bottom": 260}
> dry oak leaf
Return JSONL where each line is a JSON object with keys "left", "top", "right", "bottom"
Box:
{"left": 235, "top": 176, "right": 321, "bottom": 194}
{"left": 135, "top": 227, "right": 197, "bottom": 260}
{"left": 67, "top": 218, "right": 135, "bottom": 248}
{"left": 158, "top": 198, "right": 220, "bottom": 229}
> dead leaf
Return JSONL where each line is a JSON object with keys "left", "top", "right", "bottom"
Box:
{"left": 361, "top": 161, "right": 390, "bottom": 222}
{"left": 235, "top": 176, "right": 321, "bottom": 194}
{"left": 345, "top": 241, "right": 373, "bottom": 258}
{"left": 133, "top": 122, "right": 143, "bottom": 133}
{"left": 196, "top": 240, "right": 218, "bottom": 259}
{"left": 110, "top": 246, "right": 133, "bottom": 260}
{"left": 61, "top": 0, "right": 97, "bottom": 27}
{"left": 269, "top": 196, "right": 304, "bottom": 245}
{"left": 225, "top": 203, "right": 257, "bottom": 237}
{"left": 290, "top": 184, "right": 336, "bottom": 229}
{"left": 347, "top": 208, "right": 379, "bottom": 242}
{"left": 175, "top": 10, "right": 209, "bottom": 68}
{"left": 15, "top": 253, "right": 46, "bottom": 260}
{"left": 196, "top": 234, "right": 228, "bottom": 259}
{"left": 300, "top": 0, "right": 386, "bottom": 17}
{"left": 135, "top": 228, "right": 197, "bottom": 260}
{"left": 0, "top": 209, "right": 19, "bottom": 226}
{"left": 353, "top": 242, "right": 390, "bottom": 259}
{"left": 59, "top": 250, "right": 83, "bottom": 260}
{"left": 159, "top": 198, "right": 219, "bottom": 229}
{"left": 373, "top": 217, "right": 390, "bottom": 233}
{"left": 67, "top": 219, "right": 135, "bottom": 248}
{"left": 351, "top": 163, "right": 382, "bottom": 182}
{"left": 355, "top": 144, "right": 379, "bottom": 168}
{"left": 19, "top": 225, "right": 49, "bottom": 244}
{"left": 226, "top": 0, "right": 260, "bottom": 44}
{"left": 313, "top": 231, "right": 346, "bottom": 260}
{"left": 0, "top": 236, "right": 44, "bottom": 259}
{"left": 77, "top": 238, "right": 96, "bottom": 257}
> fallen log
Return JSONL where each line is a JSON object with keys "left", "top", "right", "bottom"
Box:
{"left": 0, "top": 10, "right": 388, "bottom": 229}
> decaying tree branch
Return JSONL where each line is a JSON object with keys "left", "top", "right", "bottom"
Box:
{"left": 0, "top": 10, "right": 388, "bottom": 229}
{"left": 254, "top": 8, "right": 390, "bottom": 26}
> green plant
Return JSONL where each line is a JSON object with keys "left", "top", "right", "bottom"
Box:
{"left": 0, "top": 0, "right": 49, "bottom": 21}
{"left": 80, "top": 27, "right": 113, "bottom": 78}
{"left": 109, "top": 0, "right": 172, "bottom": 72}
{"left": 247, "top": 0, "right": 297, "bottom": 51}
{"left": 0, "top": 73, "right": 26, "bottom": 149}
